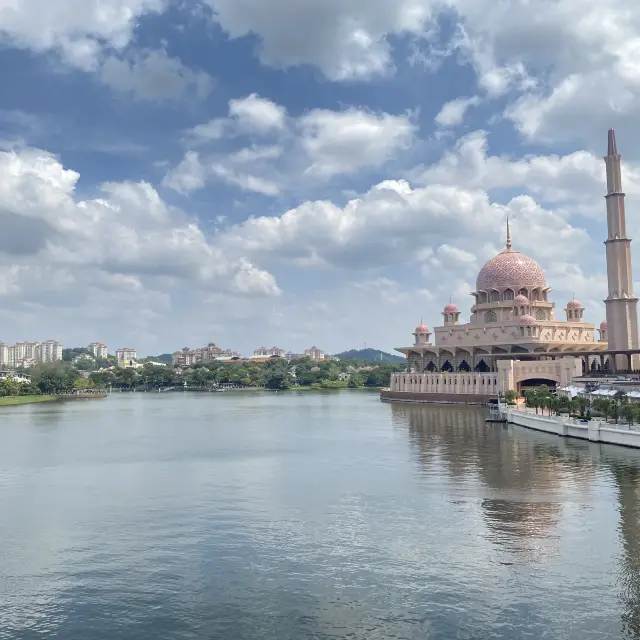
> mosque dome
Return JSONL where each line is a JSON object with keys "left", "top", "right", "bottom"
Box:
{"left": 566, "top": 299, "right": 583, "bottom": 309}
{"left": 476, "top": 220, "right": 546, "bottom": 293}
{"left": 514, "top": 294, "right": 529, "bottom": 304}
{"left": 443, "top": 303, "right": 459, "bottom": 313}
{"left": 519, "top": 314, "right": 536, "bottom": 325}
{"left": 477, "top": 251, "right": 547, "bottom": 292}
{"left": 415, "top": 323, "right": 430, "bottom": 334}
{"left": 600, "top": 320, "right": 607, "bottom": 329}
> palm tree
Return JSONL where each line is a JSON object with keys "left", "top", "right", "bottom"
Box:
{"left": 621, "top": 404, "right": 636, "bottom": 427}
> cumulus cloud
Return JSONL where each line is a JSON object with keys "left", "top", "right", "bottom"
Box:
{"left": 204, "top": 0, "right": 434, "bottom": 80}
{"left": 216, "top": 177, "right": 592, "bottom": 274}
{"left": 0, "top": 0, "right": 165, "bottom": 70}
{"left": 298, "top": 109, "right": 415, "bottom": 179}
{"left": 167, "top": 96, "right": 415, "bottom": 194}
{"left": 0, "top": 146, "right": 281, "bottom": 309}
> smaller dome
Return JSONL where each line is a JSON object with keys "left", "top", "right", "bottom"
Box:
{"left": 566, "top": 299, "right": 583, "bottom": 309}
{"left": 519, "top": 314, "right": 536, "bottom": 325}
{"left": 514, "top": 294, "right": 528, "bottom": 304}
{"left": 443, "top": 303, "right": 458, "bottom": 313}
{"left": 415, "top": 323, "right": 430, "bottom": 334}
{"left": 600, "top": 320, "right": 607, "bottom": 329}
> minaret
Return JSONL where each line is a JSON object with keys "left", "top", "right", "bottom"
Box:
{"left": 604, "top": 128, "right": 639, "bottom": 369}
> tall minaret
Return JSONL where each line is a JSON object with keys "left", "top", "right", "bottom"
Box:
{"left": 604, "top": 128, "right": 639, "bottom": 368}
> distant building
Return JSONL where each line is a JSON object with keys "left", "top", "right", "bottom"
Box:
{"left": 0, "top": 340, "right": 62, "bottom": 366}
{"left": 0, "top": 371, "right": 31, "bottom": 383}
{"left": 172, "top": 343, "right": 239, "bottom": 367}
{"left": 39, "top": 340, "right": 63, "bottom": 362}
{"left": 304, "top": 346, "right": 325, "bottom": 361}
{"left": 253, "top": 346, "right": 286, "bottom": 357}
{"left": 72, "top": 353, "right": 95, "bottom": 364}
{"left": 115, "top": 348, "right": 137, "bottom": 366}
{"left": 88, "top": 342, "right": 108, "bottom": 359}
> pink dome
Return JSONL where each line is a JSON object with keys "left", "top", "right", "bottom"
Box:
{"left": 566, "top": 299, "right": 583, "bottom": 309}
{"left": 476, "top": 250, "right": 546, "bottom": 292}
{"left": 443, "top": 303, "right": 458, "bottom": 313}
{"left": 514, "top": 294, "right": 528, "bottom": 304}
{"left": 414, "top": 323, "right": 430, "bottom": 334}
{"left": 600, "top": 320, "right": 607, "bottom": 329}
{"left": 519, "top": 314, "right": 536, "bottom": 325}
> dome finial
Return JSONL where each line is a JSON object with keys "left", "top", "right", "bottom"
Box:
{"left": 505, "top": 217, "right": 512, "bottom": 252}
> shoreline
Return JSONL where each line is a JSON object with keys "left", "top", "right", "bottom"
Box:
{"left": 0, "top": 395, "right": 58, "bottom": 407}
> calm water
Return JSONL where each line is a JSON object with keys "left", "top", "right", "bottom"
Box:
{"left": 2, "top": 391, "right": 640, "bottom": 639}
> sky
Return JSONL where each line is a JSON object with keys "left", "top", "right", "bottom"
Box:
{"left": 1, "top": 0, "right": 640, "bottom": 357}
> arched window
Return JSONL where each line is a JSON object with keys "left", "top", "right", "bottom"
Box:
{"left": 519, "top": 288, "right": 528, "bottom": 297}
{"left": 480, "top": 292, "right": 488, "bottom": 303}
{"left": 504, "top": 289, "right": 514, "bottom": 301}
{"left": 535, "top": 309, "right": 546, "bottom": 321}
{"left": 485, "top": 310, "right": 497, "bottom": 323}
{"left": 491, "top": 290, "right": 500, "bottom": 302}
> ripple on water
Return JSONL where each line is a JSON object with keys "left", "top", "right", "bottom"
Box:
{"left": 0, "top": 393, "right": 636, "bottom": 639}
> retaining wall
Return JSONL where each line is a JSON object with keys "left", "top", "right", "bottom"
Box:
{"left": 380, "top": 390, "right": 492, "bottom": 405}
{"left": 506, "top": 408, "right": 640, "bottom": 449}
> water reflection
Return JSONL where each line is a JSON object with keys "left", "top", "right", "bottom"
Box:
{"left": 391, "top": 402, "right": 640, "bottom": 638}
{"left": 614, "top": 464, "right": 640, "bottom": 638}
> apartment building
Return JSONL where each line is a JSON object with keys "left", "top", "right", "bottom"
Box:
{"left": 253, "top": 346, "right": 286, "bottom": 357}
{"left": 88, "top": 342, "right": 108, "bottom": 359}
{"left": 0, "top": 340, "right": 63, "bottom": 367}
{"left": 172, "top": 343, "right": 239, "bottom": 366}
{"left": 115, "top": 348, "right": 137, "bottom": 366}
{"left": 304, "top": 346, "right": 325, "bottom": 361}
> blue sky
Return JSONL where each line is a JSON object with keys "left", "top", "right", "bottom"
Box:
{"left": 1, "top": 0, "right": 640, "bottom": 356}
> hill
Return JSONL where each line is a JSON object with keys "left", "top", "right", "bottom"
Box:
{"left": 145, "top": 353, "right": 173, "bottom": 364}
{"left": 333, "top": 348, "right": 404, "bottom": 363}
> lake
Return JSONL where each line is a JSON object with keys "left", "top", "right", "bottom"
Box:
{"left": 1, "top": 390, "right": 640, "bottom": 639}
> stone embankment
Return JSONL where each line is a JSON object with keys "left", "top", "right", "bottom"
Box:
{"left": 380, "top": 389, "right": 492, "bottom": 405}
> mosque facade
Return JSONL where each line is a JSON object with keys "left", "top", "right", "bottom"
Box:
{"left": 386, "top": 129, "right": 638, "bottom": 401}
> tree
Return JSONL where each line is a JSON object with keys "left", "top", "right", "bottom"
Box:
{"left": 348, "top": 373, "right": 364, "bottom": 388}
{"left": 73, "top": 377, "right": 95, "bottom": 391}
{"left": 621, "top": 404, "right": 636, "bottom": 426}
{"left": 503, "top": 390, "right": 517, "bottom": 405}
{"left": 263, "top": 359, "right": 292, "bottom": 390}
{"left": 30, "top": 362, "right": 76, "bottom": 395}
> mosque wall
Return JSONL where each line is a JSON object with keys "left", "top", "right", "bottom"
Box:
{"left": 391, "top": 357, "right": 580, "bottom": 401}
{"left": 434, "top": 321, "right": 596, "bottom": 349}
{"left": 391, "top": 372, "right": 500, "bottom": 394}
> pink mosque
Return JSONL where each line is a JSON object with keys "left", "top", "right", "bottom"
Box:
{"left": 387, "top": 129, "right": 639, "bottom": 401}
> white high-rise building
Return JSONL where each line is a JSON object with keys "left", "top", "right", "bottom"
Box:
{"left": 89, "top": 342, "right": 108, "bottom": 359}
{"left": 0, "top": 340, "right": 63, "bottom": 366}
{"left": 39, "top": 340, "right": 63, "bottom": 362}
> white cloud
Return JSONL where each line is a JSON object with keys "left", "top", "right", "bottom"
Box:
{"left": 0, "top": 0, "right": 165, "bottom": 70}
{"left": 435, "top": 96, "right": 480, "bottom": 127}
{"left": 99, "top": 49, "right": 213, "bottom": 101}
{"left": 162, "top": 149, "right": 281, "bottom": 196}
{"left": 0, "top": 146, "right": 281, "bottom": 318}
{"left": 204, "top": 0, "right": 434, "bottom": 80}
{"left": 162, "top": 151, "right": 207, "bottom": 194}
{"left": 168, "top": 99, "right": 415, "bottom": 194}
{"left": 217, "top": 177, "right": 592, "bottom": 274}
{"left": 298, "top": 108, "right": 415, "bottom": 179}
{"left": 228, "top": 93, "right": 287, "bottom": 133}
{"left": 409, "top": 130, "right": 640, "bottom": 237}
